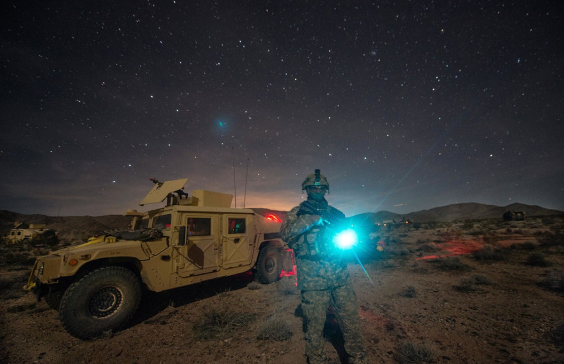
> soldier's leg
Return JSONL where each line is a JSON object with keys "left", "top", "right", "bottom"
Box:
{"left": 330, "top": 283, "right": 368, "bottom": 364}
{"left": 301, "top": 289, "right": 331, "bottom": 364}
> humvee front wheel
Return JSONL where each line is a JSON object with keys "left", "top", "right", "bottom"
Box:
{"left": 44, "top": 289, "right": 65, "bottom": 311}
{"left": 59, "top": 266, "right": 141, "bottom": 340}
{"left": 256, "top": 246, "right": 282, "bottom": 284}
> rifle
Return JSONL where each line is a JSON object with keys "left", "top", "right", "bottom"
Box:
{"left": 298, "top": 200, "right": 358, "bottom": 251}
{"left": 298, "top": 200, "right": 347, "bottom": 228}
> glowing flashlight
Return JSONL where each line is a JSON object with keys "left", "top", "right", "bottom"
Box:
{"left": 333, "top": 229, "right": 358, "bottom": 250}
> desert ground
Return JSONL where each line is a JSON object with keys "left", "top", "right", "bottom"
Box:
{"left": 1, "top": 216, "right": 563, "bottom": 364}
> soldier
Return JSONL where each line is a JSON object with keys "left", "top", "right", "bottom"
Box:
{"left": 280, "top": 169, "right": 368, "bottom": 364}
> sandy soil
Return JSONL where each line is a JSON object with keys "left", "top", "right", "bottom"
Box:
{"left": 1, "top": 217, "right": 563, "bottom": 364}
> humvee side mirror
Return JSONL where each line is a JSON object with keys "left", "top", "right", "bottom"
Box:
{"left": 178, "top": 226, "right": 186, "bottom": 246}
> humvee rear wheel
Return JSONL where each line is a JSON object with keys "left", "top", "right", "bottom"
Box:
{"left": 59, "top": 266, "right": 141, "bottom": 340}
{"left": 256, "top": 246, "right": 282, "bottom": 284}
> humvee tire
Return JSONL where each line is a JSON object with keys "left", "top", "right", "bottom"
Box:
{"left": 256, "top": 246, "right": 282, "bottom": 284}
{"left": 59, "top": 266, "right": 142, "bottom": 339}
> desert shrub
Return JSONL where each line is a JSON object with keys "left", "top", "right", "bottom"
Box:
{"left": 412, "top": 223, "right": 421, "bottom": 230}
{"left": 433, "top": 257, "right": 471, "bottom": 272}
{"left": 520, "top": 241, "right": 538, "bottom": 250}
{"left": 505, "top": 228, "right": 512, "bottom": 234}
{"left": 0, "top": 277, "right": 12, "bottom": 292}
{"left": 542, "top": 217, "right": 556, "bottom": 226}
{"left": 437, "top": 228, "right": 462, "bottom": 241}
{"left": 399, "top": 286, "right": 417, "bottom": 298}
{"left": 472, "top": 245, "right": 507, "bottom": 261}
{"left": 247, "top": 281, "right": 262, "bottom": 290}
{"left": 193, "top": 295, "right": 254, "bottom": 340}
{"left": 255, "top": 315, "right": 293, "bottom": 341}
{"left": 551, "top": 323, "right": 564, "bottom": 346}
{"left": 454, "top": 278, "right": 476, "bottom": 292}
{"left": 2, "top": 251, "right": 33, "bottom": 266}
{"left": 472, "top": 274, "right": 492, "bottom": 285}
{"left": 538, "top": 269, "right": 564, "bottom": 293}
{"left": 482, "top": 234, "right": 501, "bottom": 245}
{"left": 537, "top": 231, "right": 564, "bottom": 247}
{"left": 526, "top": 253, "right": 551, "bottom": 267}
{"left": 276, "top": 277, "right": 298, "bottom": 295}
{"left": 399, "top": 249, "right": 412, "bottom": 256}
{"left": 417, "top": 244, "right": 438, "bottom": 253}
{"left": 461, "top": 220, "right": 474, "bottom": 230}
{"left": 426, "top": 222, "right": 438, "bottom": 230}
{"left": 395, "top": 341, "right": 435, "bottom": 364}
{"left": 415, "top": 238, "right": 431, "bottom": 244}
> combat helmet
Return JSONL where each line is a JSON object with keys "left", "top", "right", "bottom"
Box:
{"left": 302, "top": 169, "right": 329, "bottom": 192}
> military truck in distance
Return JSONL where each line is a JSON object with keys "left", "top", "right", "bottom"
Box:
{"left": 6, "top": 223, "right": 58, "bottom": 245}
{"left": 24, "top": 178, "right": 293, "bottom": 340}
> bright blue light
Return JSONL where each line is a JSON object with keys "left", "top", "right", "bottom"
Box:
{"left": 334, "top": 229, "right": 358, "bottom": 250}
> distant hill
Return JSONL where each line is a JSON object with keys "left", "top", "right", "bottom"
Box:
{"left": 364, "top": 202, "right": 564, "bottom": 223}
{"left": 1, "top": 203, "right": 562, "bottom": 244}
{"left": 0, "top": 210, "right": 132, "bottom": 243}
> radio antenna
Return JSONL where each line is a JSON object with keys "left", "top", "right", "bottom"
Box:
{"left": 243, "top": 158, "right": 249, "bottom": 208}
{"left": 232, "top": 147, "right": 236, "bottom": 208}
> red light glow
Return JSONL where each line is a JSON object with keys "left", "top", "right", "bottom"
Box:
{"left": 416, "top": 239, "right": 484, "bottom": 260}
{"left": 265, "top": 214, "right": 282, "bottom": 223}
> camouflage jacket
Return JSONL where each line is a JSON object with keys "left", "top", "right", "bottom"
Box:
{"left": 280, "top": 200, "right": 352, "bottom": 290}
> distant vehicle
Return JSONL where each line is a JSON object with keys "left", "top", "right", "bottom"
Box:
{"left": 503, "top": 211, "right": 526, "bottom": 221}
{"left": 376, "top": 218, "right": 412, "bottom": 227}
{"left": 5, "top": 223, "right": 58, "bottom": 245}
{"left": 24, "top": 178, "right": 294, "bottom": 340}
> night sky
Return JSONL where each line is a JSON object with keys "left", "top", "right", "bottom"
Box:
{"left": 2, "top": 1, "right": 563, "bottom": 217}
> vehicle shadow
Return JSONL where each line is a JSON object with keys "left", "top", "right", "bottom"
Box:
{"left": 126, "top": 271, "right": 256, "bottom": 328}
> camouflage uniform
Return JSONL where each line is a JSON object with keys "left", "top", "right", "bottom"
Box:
{"left": 281, "top": 196, "right": 368, "bottom": 364}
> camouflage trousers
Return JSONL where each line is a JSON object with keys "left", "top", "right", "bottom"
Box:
{"left": 301, "top": 283, "right": 368, "bottom": 364}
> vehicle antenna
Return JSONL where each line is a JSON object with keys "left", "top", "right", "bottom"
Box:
{"left": 243, "top": 158, "right": 249, "bottom": 208}
{"left": 232, "top": 146, "right": 236, "bottom": 208}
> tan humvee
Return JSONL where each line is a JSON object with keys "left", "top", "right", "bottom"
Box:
{"left": 6, "top": 223, "right": 58, "bottom": 245}
{"left": 24, "top": 178, "right": 293, "bottom": 340}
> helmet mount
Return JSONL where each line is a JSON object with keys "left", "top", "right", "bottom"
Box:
{"left": 301, "top": 169, "right": 330, "bottom": 194}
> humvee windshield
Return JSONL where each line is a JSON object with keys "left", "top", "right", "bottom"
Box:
{"left": 153, "top": 214, "right": 171, "bottom": 231}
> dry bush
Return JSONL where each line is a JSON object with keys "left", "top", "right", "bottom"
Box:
{"left": 472, "top": 274, "right": 492, "bottom": 285}
{"left": 255, "top": 315, "right": 293, "bottom": 341}
{"left": 399, "top": 286, "right": 417, "bottom": 298}
{"left": 472, "top": 245, "right": 507, "bottom": 261}
{"left": 247, "top": 281, "right": 262, "bottom": 290}
{"left": 193, "top": 293, "right": 254, "bottom": 340}
{"left": 461, "top": 220, "right": 475, "bottom": 230}
{"left": 454, "top": 278, "right": 476, "bottom": 292}
{"left": 551, "top": 323, "right": 564, "bottom": 346}
{"left": 526, "top": 253, "right": 551, "bottom": 267}
{"left": 517, "top": 241, "right": 538, "bottom": 250}
{"left": 538, "top": 269, "right": 564, "bottom": 293}
{"left": 432, "top": 257, "right": 471, "bottom": 272}
{"left": 0, "top": 277, "right": 12, "bottom": 292}
{"left": 276, "top": 277, "right": 298, "bottom": 295}
{"left": 482, "top": 234, "right": 501, "bottom": 245}
{"left": 395, "top": 341, "right": 435, "bottom": 363}
{"left": 415, "top": 238, "right": 431, "bottom": 244}
{"left": 416, "top": 244, "right": 438, "bottom": 253}
{"left": 537, "top": 231, "right": 564, "bottom": 247}
{"left": 453, "top": 275, "right": 491, "bottom": 292}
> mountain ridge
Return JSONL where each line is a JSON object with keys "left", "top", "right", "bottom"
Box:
{"left": 2, "top": 202, "right": 562, "bottom": 243}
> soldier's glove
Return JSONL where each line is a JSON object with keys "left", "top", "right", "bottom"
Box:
{"left": 304, "top": 214, "right": 324, "bottom": 227}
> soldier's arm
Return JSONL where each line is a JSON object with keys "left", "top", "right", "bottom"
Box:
{"left": 280, "top": 206, "right": 320, "bottom": 249}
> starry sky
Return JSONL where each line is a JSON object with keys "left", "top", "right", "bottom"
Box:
{"left": 1, "top": 1, "right": 563, "bottom": 217}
